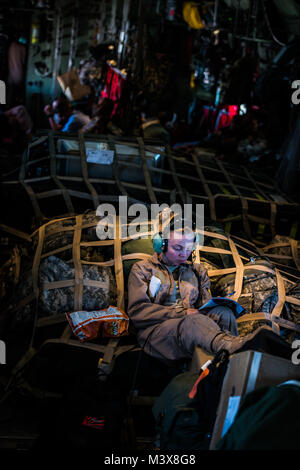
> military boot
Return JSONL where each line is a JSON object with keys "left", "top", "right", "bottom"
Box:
{"left": 210, "top": 325, "right": 274, "bottom": 355}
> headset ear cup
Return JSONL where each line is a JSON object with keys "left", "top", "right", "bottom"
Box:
{"left": 152, "top": 233, "right": 163, "bottom": 253}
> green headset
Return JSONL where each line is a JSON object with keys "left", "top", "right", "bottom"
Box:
{"left": 152, "top": 216, "right": 200, "bottom": 254}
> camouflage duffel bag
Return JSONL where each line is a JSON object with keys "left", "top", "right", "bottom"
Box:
{"left": 214, "top": 258, "right": 294, "bottom": 314}
{"left": 6, "top": 255, "right": 117, "bottom": 324}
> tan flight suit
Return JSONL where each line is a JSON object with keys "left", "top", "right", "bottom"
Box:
{"left": 127, "top": 253, "right": 238, "bottom": 363}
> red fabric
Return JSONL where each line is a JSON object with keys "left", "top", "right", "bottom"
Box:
{"left": 101, "top": 66, "right": 126, "bottom": 116}
{"left": 201, "top": 105, "right": 218, "bottom": 133}
{"left": 214, "top": 105, "right": 238, "bottom": 131}
{"left": 82, "top": 416, "right": 104, "bottom": 429}
{"left": 200, "top": 105, "right": 238, "bottom": 135}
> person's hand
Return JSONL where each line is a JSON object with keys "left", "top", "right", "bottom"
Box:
{"left": 186, "top": 308, "right": 199, "bottom": 316}
{"left": 44, "top": 104, "right": 53, "bottom": 116}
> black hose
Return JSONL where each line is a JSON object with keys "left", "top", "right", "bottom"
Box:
{"left": 260, "top": 0, "right": 286, "bottom": 47}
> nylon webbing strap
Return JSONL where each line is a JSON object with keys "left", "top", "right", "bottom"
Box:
{"left": 194, "top": 242, "right": 201, "bottom": 264}
{"left": 270, "top": 202, "right": 277, "bottom": 238}
{"left": 6, "top": 131, "right": 300, "bottom": 239}
{"left": 0, "top": 224, "right": 32, "bottom": 242}
{"left": 166, "top": 145, "right": 185, "bottom": 204}
{"left": 137, "top": 137, "right": 157, "bottom": 204}
{"left": 81, "top": 252, "right": 152, "bottom": 268}
{"left": 192, "top": 152, "right": 216, "bottom": 220}
{"left": 9, "top": 294, "right": 36, "bottom": 314}
{"left": 42, "top": 338, "right": 107, "bottom": 354}
{"left": 114, "top": 216, "right": 125, "bottom": 311}
{"left": 78, "top": 132, "right": 99, "bottom": 209}
{"left": 12, "top": 247, "right": 21, "bottom": 284}
{"left": 241, "top": 197, "right": 251, "bottom": 238}
{"left": 290, "top": 239, "right": 300, "bottom": 271}
{"left": 20, "top": 179, "right": 42, "bottom": 220}
{"left": 41, "top": 244, "right": 73, "bottom": 259}
{"left": 237, "top": 312, "right": 267, "bottom": 322}
{"left": 42, "top": 279, "right": 109, "bottom": 290}
{"left": 236, "top": 312, "right": 300, "bottom": 333}
{"left": 4, "top": 211, "right": 300, "bottom": 341}
{"left": 29, "top": 224, "right": 45, "bottom": 348}
{"left": 242, "top": 166, "right": 269, "bottom": 201}
{"left": 98, "top": 343, "right": 139, "bottom": 382}
{"left": 227, "top": 236, "right": 244, "bottom": 302}
{"left": 263, "top": 242, "right": 289, "bottom": 251}
{"left": 73, "top": 215, "right": 83, "bottom": 311}
{"left": 271, "top": 268, "right": 285, "bottom": 335}
{"left": 10, "top": 346, "right": 37, "bottom": 377}
{"left": 183, "top": 188, "right": 192, "bottom": 204}
{"left": 216, "top": 160, "right": 239, "bottom": 195}
{"left": 216, "top": 161, "right": 251, "bottom": 237}
{"left": 286, "top": 296, "right": 300, "bottom": 306}
{"left": 200, "top": 246, "right": 248, "bottom": 257}
{"left": 30, "top": 215, "right": 74, "bottom": 237}
{"left": 48, "top": 130, "right": 74, "bottom": 214}
{"left": 19, "top": 147, "right": 42, "bottom": 220}
{"left": 108, "top": 135, "right": 128, "bottom": 196}
{"left": 81, "top": 253, "right": 152, "bottom": 266}
{"left": 247, "top": 214, "right": 270, "bottom": 225}
{"left": 98, "top": 338, "right": 120, "bottom": 381}
{"left": 37, "top": 313, "right": 67, "bottom": 328}
{"left": 207, "top": 267, "right": 237, "bottom": 277}
{"left": 200, "top": 229, "right": 227, "bottom": 240}
{"left": 32, "top": 224, "right": 45, "bottom": 298}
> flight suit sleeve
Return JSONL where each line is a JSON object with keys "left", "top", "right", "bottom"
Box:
{"left": 194, "top": 264, "right": 212, "bottom": 308}
{"left": 127, "top": 263, "right": 185, "bottom": 329}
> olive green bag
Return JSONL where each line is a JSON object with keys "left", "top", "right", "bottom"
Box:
{"left": 152, "top": 372, "right": 209, "bottom": 450}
